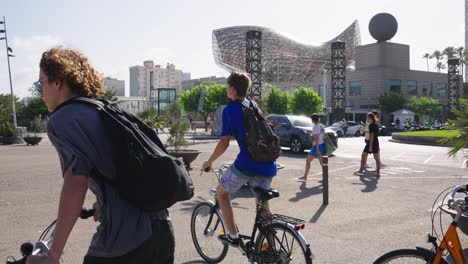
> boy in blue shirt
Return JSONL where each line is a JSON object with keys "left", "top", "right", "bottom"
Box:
{"left": 202, "top": 72, "right": 277, "bottom": 247}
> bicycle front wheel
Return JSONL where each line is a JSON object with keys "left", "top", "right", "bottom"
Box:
{"left": 373, "top": 248, "right": 445, "bottom": 264}
{"left": 255, "top": 223, "right": 312, "bottom": 264}
{"left": 190, "top": 202, "right": 228, "bottom": 263}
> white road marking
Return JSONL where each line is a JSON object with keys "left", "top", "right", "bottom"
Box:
{"left": 424, "top": 155, "right": 434, "bottom": 164}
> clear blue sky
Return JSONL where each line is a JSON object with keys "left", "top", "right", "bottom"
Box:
{"left": 1, "top": 0, "right": 465, "bottom": 98}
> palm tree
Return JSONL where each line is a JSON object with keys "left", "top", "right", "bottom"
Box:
{"left": 137, "top": 108, "right": 165, "bottom": 132}
{"left": 443, "top": 100, "right": 468, "bottom": 167}
{"left": 97, "top": 89, "right": 118, "bottom": 101}
{"left": 430, "top": 50, "right": 444, "bottom": 72}
{"left": 423, "top": 53, "right": 431, "bottom": 72}
{"left": 443, "top": 46, "right": 456, "bottom": 59}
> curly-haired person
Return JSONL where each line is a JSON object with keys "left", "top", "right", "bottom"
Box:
{"left": 27, "top": 47, "right": 174, "bottom": 264}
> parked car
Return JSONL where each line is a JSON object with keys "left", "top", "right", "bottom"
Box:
{"left": 326, "top": 121, "right": 363, "bottom": 137}
{"left": 266, "top": 114, "right": 338, "bottom": 154}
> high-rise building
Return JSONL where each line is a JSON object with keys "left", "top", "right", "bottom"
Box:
{"left": 129, "top": 61, "right": 183, "bottom": 97}
{"left": 153, "top": 63, "right": 183, "bottom": 94}
{"left": 182, "top": 72, "right": 191, "bottom": 82}
{"left": 103, "top": 77, "right": 125, "bottom": 96}
{"left": 129, "top": 63, "right": 152, "bottom": 97}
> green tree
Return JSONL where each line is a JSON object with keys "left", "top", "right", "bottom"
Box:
{"left": 379, "top": 92, "right": 407, "bottom": 114}
{"left": 443, "top": 105, "right": 468, "bottom": 167}
{"left": 423, "top": 53, "right": 431, "bottom": 72}
{"left": 443, "top": 46, "right": 456, "bottom": 59}
{"left": 290, "top": 87, "right": 322, "bottom": 116}
{"left": 179, "top": 84, "right": 230, "bottom": 131}
{"left": 430, "top": 50, "right": 445, "bottom": 72}
{"left": 0, "top": 94, "right": 22, "bottom": 125}
{"left": 406, "top": 96, "right": 442, "bottom": 123}
{"left": 97, "top": 89, "right": 118, "bottom": 101}
{"left": 17, "top": 96, "right": 48, "bottom": 127}
{"left": 167, "top": 101, "right": 189, "bottom": 151}
{"left": 264, "top": 86, "right": 290, "bottom": 114}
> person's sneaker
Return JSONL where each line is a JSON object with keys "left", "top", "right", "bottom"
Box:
{"left": 218, "top": 234, "right": 240, "bottom": 247}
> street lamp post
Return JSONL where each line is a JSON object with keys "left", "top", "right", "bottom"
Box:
{"left": 0, "top": 16, "right": 17, "bottom": 129}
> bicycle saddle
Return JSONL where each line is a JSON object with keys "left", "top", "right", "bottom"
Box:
{"left": 254, "top": 187, "right": 280, "bottom": 201}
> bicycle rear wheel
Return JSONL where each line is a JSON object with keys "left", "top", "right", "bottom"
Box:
{"left": 190, "top": 202, "right": 228, "bottom": 263}
{"left": 255, "top": 223, "right": 312, "bottom": 264}
{"left": 373, "top": 248, "right": 446, "bottom": 264}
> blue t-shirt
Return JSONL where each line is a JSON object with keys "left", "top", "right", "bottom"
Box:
{"left": 221, "top": 100, "right": 277, "bottom": 177}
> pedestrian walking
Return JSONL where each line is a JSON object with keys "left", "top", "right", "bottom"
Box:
{"left": 299, "top": 114, "right": 325, "bottom": 183}
{"left": 355, "top": 112, "right": 381, "bottom": 177}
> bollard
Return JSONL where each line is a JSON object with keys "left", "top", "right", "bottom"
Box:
{"left": 322, "top": 156, "right": 329, "bottom": 205}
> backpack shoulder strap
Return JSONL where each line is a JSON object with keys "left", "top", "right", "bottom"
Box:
{"left": 51, "top": 97, "right": 109, "bottom": 115}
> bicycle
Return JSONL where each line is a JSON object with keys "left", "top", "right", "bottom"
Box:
{"left": 190, "top": 164, "right": 313, "bottom": 263}
{"left": 5, "top": 208, "right": 95, "bottom": 264}
{"left": 373, "top": 184, "right": 468, "bottom": 264}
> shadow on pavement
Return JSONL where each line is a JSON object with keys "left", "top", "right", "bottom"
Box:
{"left": 180, "top": 260, "right": 206, "bottom": 264}
{"left": 351, "top": 171, "right": 379, "bottom": 192}
{"left": 289, "top": 182, "right": 323, "bottom": 203}
{"left": 310, "top": 204, "right": 328, "bottom": 223}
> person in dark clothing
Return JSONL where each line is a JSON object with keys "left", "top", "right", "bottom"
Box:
{"left": 354, "top": 112, "right": 381, "bottom": 177}
{"left": 27, "top": 47, "right": 174, "bottom": 264}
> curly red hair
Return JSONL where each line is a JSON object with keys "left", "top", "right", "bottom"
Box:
{"left": 40, "top": 47, "right": 104, "bottom": 98}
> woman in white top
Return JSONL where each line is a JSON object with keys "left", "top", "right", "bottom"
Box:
{"left": 299, "top": 114, "right": 325, "bottom": 183}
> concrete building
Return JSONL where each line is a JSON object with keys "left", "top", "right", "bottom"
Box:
{"left": 306, "top": 41, "right": 463, "bottom": 122}
{"left": 182, "top": 76, "right": 227, "bottom": 91}
{"left": 116, "top": 96, "right": 150, "bottom": 115}
{"left": 103, "top": 77, "right": 125, "bottom": 96}
{"left": 153, "top": 63, "right": 183, "bottom": 95}
{"left": 182, "top": 72, "right": 191, "bottom": 82}
{"left": 129, "top": 61, "right": 153, "bottom": 97}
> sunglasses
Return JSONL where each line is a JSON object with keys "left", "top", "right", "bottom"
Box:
{"left": 33, "top": 81, "right": 43, "bottom": 94}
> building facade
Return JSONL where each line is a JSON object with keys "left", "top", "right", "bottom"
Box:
{"left": 129, "top": 61, "right": 153, "bottom": 97}
{"left": 153, "top": 63, "right": 183, "bottom": 94}
{"left": 130, "top": 61, "right": 183, "bottom": 97}
{"left": 182, "top": 72, "right": 191, "bottom": 82}
{"left": 306, "top": 41, "right": 463, "bottom": 122}
{"left": 116, "top": 96, "right": 150, "bottom": 115}
{"left": 103, "top": 77, "right": 125, "bottom": 96}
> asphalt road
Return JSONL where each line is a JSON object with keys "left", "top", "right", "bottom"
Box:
{"left": 1, "top": 135, "right": 467, "bottom": 263}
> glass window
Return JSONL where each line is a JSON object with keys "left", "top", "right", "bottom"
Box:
{"left": 436, "top": 83, "right": 447, "bottom": 97}
{"left": 406, "top": 81, "right": 417, "bottom": 95}
{"left": 422, "top": 82, "right": 432, "bottom": 97}
{"left": 389, "top": 79, "right": 401, "bottom": 93}
{"left": 350, "top": 81, "right": 361, "bottom": 96}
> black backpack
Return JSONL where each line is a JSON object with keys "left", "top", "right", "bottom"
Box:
{"left": 237, "top": 100, "right": 281, "bottom": 163}
{"left": 53, "top": 97, "right": 194, "bottom": 212}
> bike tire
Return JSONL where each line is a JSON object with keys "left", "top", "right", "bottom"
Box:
{"left": 373, "top": 248, "right": 447, "bottom": 264}
{"left": 255, "top": 223, "right": 312, "bottom": 264}
{"left": 190, "top": 202, "right": 228, "bottom": 263}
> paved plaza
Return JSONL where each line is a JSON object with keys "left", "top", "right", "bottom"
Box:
{"left": 1, "top": 134, "right": 468, "bottom": 263}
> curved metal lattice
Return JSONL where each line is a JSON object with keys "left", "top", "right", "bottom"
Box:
{"left": 212, "top": 21, "right": 361, "bottom": 89}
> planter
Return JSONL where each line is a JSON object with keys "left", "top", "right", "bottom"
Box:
{"left": 168, "top": 149, "right": 200, "bottom": 168}
{"left": 1, "top": 136, "right": 16, "bottom": 145}
{"left": 23, "top": 136, "right": 43, "bottom": 146}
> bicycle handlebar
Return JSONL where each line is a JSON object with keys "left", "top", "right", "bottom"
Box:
{"left": 447, "top": 185, "right": 468, "bottom": 214}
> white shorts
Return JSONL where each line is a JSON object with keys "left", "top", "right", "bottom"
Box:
{"left": 219, "top": 165, "right": 273, "bottom": 195}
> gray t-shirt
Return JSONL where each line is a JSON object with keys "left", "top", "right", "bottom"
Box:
{"left": 47, "top": 103, "right": 169, "bottom": 258}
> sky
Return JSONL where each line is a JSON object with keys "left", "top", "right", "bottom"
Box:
{"left": 1, "top": 0, "right": 466, "bottom": 98}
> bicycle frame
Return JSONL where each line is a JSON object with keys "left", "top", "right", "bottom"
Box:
{"left": 432, "top": 222, "right": 466, "bottom": 264}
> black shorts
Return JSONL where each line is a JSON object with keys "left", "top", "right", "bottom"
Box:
{"left": 363, "top": 141, "right": 379, "bottom": 154}
{"left": 83, "top": 220, "right": 175, "bottom": 264}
